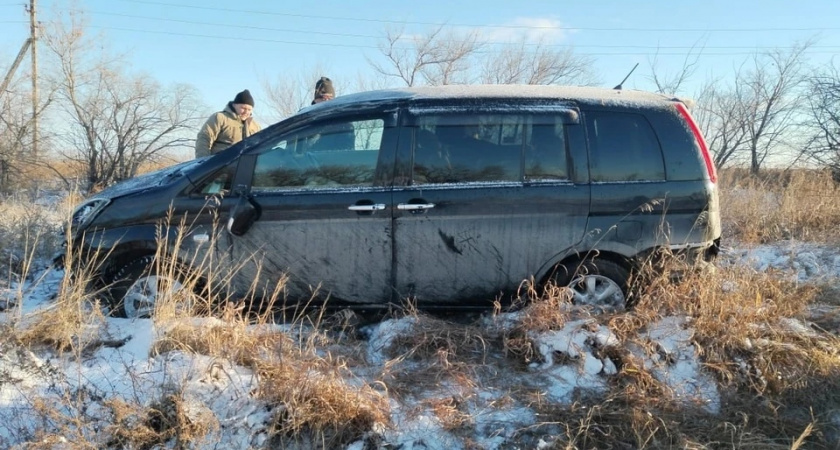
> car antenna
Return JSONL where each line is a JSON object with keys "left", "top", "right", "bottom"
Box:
{"left": 613, "top": 62, "right": 639, "bottom": 90}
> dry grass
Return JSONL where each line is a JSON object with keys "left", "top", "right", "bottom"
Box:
{"left": 375, "top": 306, "right": 502, "bottom": 401}
{"left": 12, "top": 156, "right": 186, "bottom": 194}
{"left": 152, "top": 315, "right": 389, "bottom": 447}
{"left": 2, "top": 167, "right": 840, "bottom": 448}
{"left": 506, "top": 254, "right": 840, "bottom": 449}
{"left": 151, "top": 290, "right": 389, "bottom": 447}
{"left": 719, "top": 168, "right": 840, "bottom": 244}
{"left": 102, "top": 392, "right": 220, "bottom": 450}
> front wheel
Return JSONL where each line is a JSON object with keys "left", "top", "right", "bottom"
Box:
{"left": 551, "top": 259, "right": 630, "bottom": 312}
{"left": 107, "top": 256, "right": 190, "bottom": 318}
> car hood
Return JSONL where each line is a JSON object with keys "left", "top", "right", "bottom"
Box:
{"left": 92, "top": 159, "right": 205, "bottom": 200}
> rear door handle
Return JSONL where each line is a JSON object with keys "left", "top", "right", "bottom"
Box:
{"left": 397, "top": 203, "right": 436, "bottom": 211}
{"left": 348, "top": 203, "right": 386, "bottom": 211}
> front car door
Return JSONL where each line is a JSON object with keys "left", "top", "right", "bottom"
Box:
{"left": 392, "top": 105, "right": 591, "bottom": 306}
{"left": 226, "top": 110, "right": 399, "bottom": 306}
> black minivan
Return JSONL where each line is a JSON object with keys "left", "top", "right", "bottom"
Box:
{"left": 67, "top": 85, "right": 720, "bottom": 318}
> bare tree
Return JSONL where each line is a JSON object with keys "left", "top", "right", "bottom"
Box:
{"left": 41, "top": 11, "right": 202, "bottom": 190}
{"left": 0, "top": 64, "right": 53, "bottom": 193}
{"left": 736, "top": 42, "right": 811, "bottom": 174}
{"left": 480, "top": 37, "right": 597, "bottom": 85}
{"left": 691, "top": 42, "right": 811, "bottom": 174}
{"left": 801, "top": 61, "right": 840, "bottom": 174}
{"left": 0, "top": 81, "right": 33, "bottom": 192}
{"left": 647, "top": 38, "right": 705, "bottom": 95}
{"left": 694, "top": 80, "right": 752, "bottom": 169}
{"left": 347, "top": 69, "right": 394, "bottom": 93}
{"left": 422, "top": 28, "right": 483, "bottom": 85}
{"left": 368, "top": 26, "right": 483, "bottom": 87}
{"left": 260, "top": 64, "right": 332, "bottom": 122}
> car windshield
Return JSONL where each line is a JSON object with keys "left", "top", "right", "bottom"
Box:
{"left": 93, "top": 159, "right": 203, "bottom": 199}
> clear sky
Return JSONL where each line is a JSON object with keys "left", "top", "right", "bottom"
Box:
{"left": 2, "top": 0, "right": 840, "bottom": 120}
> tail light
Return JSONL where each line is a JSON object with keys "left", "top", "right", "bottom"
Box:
{"left": 674, "top": 102, "right": 717, "bottom": 183}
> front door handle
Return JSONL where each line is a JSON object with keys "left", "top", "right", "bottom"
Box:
{"left": 348, "top": 203, "right": 386, "bottom": 212}
{"left": 397, "top": 203, "right": 436, "bottom": 211}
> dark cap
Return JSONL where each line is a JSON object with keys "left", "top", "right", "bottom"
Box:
{"left": 313, "top": 77, "right": 335, "bottom": 102}
{"left": 233, "top": 89, "right": 254, "bottom": 107}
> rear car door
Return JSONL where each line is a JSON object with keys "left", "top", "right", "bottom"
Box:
{"left": 582, "top": 109, "right": 672, "bottom": 255}
{"left": 392, "top": 106, "right": 590, "bottom": 305}
{"left": 226, "top": 111, "right": 398, "bottom": 304}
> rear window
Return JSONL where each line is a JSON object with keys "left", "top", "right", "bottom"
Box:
{"left": 586, "top": 111, "right": 665, "bottom": 182}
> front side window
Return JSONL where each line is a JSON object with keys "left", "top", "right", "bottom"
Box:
{"left": 252, "top": 118, "right": 385, "bottom": 190}
{"left": 587, "top": 111, "right": 665, "bottom": 182}
{"left": 411, "top": 114, "right": 569, "bottom": 185}
{"left": 196, "top": 163, "right": 235, "bottom": 195}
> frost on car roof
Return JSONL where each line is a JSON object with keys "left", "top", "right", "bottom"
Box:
{"left": 306, "top": 84, "right": 679, "bottom": 111}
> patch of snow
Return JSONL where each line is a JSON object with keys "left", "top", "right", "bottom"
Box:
{"left": 633, "top": 316, "right": 721, "bottom": 413}
{"left": 726, "top": 241, "right": 840, "bottom": 283}
{"left": 528, "top": 319, "right": 616, "bottom": 403}
{"left": 364, "top": 316, "right": 418, "bottom": 365}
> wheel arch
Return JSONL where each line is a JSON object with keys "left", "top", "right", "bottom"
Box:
{"left": 75, "top": 224, "right": 198, "bottom": 278}
{"left": 536, "top": 246, "right": 636, "bottom": 288}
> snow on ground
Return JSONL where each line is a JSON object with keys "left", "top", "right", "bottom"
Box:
{"left": 0, "top": 240, "right": 838, "bottom": 449}
{"left": 724, "top": 241, "right": 840, "bottom": 282}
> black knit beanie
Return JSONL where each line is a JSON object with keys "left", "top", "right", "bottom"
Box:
{"left": 233, "top": 89, "right": 255, "bottom": 107}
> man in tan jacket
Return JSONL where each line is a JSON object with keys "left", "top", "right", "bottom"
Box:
{"left": 195, "top": 89, "right": 261, "bottom": 158}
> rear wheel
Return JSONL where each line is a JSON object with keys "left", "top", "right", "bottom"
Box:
{"left": 107, "top": 256, "right": 190, "bottom": 318}
{"left": 551, "top": 259, "right": 630, "bottom": 312}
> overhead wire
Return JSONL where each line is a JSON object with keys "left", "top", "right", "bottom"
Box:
{"left": 86, "top": 11, "right": 840, "bottom": 52}
{"left": 80, "top": 24, "right": 840, "bottom": 56}
{"left": 114, "top": 0, "right": 840, "bottom": 32}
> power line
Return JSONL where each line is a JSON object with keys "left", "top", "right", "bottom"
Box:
{"left": 87, "top": 25, "right": 380, "bottom": 49}
{"left": 87, "top": 11, "right": 840, "bottom": 52}
{"left": 90, "top": 11, "right": 381, "bottom": 40}
{"left": 115, "top": 0, "right": 840, "bottom": 32}
{"left": 87, "top": 24, "right": 840, "bottom": 56}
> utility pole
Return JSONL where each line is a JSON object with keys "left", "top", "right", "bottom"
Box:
{"left": 28, "top": 0, "right": 38, "bottom": 158}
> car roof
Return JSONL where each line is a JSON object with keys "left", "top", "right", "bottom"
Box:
{"left": 299, "top": 84, "right": 681, "bottom": 115}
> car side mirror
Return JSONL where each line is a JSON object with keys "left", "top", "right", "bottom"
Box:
{"left": 227, "top": 194, "right": 261, "bottom": 236}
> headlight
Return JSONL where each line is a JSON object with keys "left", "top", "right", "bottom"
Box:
{"left": 70, "top": 198, "right": 110, "bottom": 230}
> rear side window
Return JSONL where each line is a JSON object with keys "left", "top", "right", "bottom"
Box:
{"left": 586, "top": 111, "right": 665, "bottom": 182}
{"left": 411, "top": 114, "right": 569, "bottom": 184}
{"left": 526, "top": 123, "right": 567, "bottom": 181}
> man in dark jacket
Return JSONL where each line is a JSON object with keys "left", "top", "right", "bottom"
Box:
{"left": 195, "top": 89, "right": 262, "bottom": 158}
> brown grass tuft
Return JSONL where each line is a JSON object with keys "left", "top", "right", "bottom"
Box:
{"left": 260, "top": 359, "right": 389, "bottom": 441}
{"left": 719, "top": 168, "right": 840, "bottom": 244}
{"left": 424, "top": 395, "right": 474, "bottom": 432}
{"left": 103, "top": 392, "right": 219, "bottom": 449}
{"left": 379, "top": 310, "right": 500, "bottom": 398}
{"left": 151, "top": 312, "right": 388, "bottom": 447}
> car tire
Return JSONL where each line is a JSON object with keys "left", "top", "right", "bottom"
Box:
{"left": 551, "top": 258, "right": 630, "bottom": 312}
{"left": 107, "top": 256, "right": 189, "bottom": 318}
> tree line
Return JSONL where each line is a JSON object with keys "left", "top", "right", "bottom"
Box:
{"left": 1, "top": 12, "right": 839, "bottom": 194}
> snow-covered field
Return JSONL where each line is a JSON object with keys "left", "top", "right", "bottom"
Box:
{"left": 0, "top": 241, "right": 838, "bottom": 449}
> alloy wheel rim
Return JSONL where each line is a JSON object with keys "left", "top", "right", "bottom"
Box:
{"left": 569, "top": 274, "right": 625, "bottom": 312}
